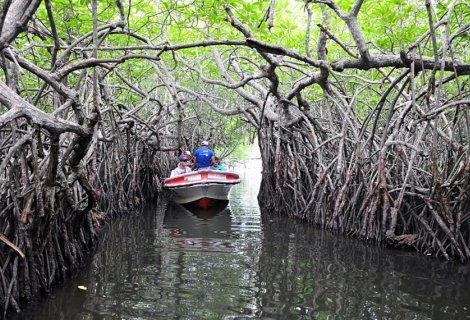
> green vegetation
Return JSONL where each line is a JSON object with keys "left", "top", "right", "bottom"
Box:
{"left": 1, "top": 0, "right": 470, "bottom": 316}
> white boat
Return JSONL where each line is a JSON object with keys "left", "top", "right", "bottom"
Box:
{"left": 163, "top": 169, "right": 241, "bottom": 208}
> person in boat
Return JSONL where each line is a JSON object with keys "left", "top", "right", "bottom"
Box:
{"left": 212, "top": 156, "right": 225, "bottom": 171}
{"left": 170, "top": 154, "right": 192, "bottom": 177}
{"left": 183, "top": 150, "right": 194, "bottom": 169}
{"left": 192, "top": 140, "right": 215, "bottom": 170}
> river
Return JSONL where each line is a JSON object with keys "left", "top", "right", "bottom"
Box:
{"left": 12, "top": 159, "right": 470, "bottom": 319}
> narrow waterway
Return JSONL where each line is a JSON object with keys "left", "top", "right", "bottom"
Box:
{"left": 13, "top": 160, "right": 470, "bottom": 319}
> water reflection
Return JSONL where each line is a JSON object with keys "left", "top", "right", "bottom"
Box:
{"left": 12, "top": 160, "right": 470, "bottom": 320}
{"left": 256, "top": 212, "right": 470, "bottom": 319}
{"left": 164, "top": 201, "right": 234, "bottom": 252}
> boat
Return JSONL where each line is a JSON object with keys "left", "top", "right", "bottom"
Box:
{"left": 163, "top": 169, "right": 241, "bottom": 208}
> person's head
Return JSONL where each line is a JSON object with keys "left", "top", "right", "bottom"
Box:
{"left": 178, "top": 154, "right": 190, "bottom": 166}
{"left": 200, "top": 140, "right": 209, "bottom": 147}
{"left": 215, "top": 156, "right": 220, "bottom": 164}
{"left": 184, "top": 150, "right": 191, "bottom": 156}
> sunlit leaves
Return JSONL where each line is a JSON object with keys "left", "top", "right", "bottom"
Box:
{"left": 356, "top": 1, "right": 427, "bottom": 53}
{"left": 16, "top": 0, "right": 469, "bottom": 151}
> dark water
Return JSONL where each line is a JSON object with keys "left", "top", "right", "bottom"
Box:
{"left": 12, "top": 161, "right": 470, "bottom": 319}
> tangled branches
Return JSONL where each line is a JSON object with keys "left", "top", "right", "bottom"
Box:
{"left": 254, "top": 0, "right": 470, "bottom": 261}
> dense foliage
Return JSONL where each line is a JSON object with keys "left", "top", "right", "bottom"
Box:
{"left": 0, "top": 0, "right": 469, "bottom": 315}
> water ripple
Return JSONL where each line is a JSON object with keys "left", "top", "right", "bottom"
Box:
{"left": 13, "top": 160, "right": 470, "bottom": 320}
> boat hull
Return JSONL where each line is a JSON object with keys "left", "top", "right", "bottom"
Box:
{"left": 163, "top": 170, "right": 240, "bottom": 207}
{"left": 170, "top": 184, "right": 233, "bottom": 206}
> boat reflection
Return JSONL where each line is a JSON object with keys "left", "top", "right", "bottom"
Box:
{"left": 181, "top": 200, "right": 229, "bottom": 219}
{"left": 163, "top": 201, "right": 234, "bottom": 252}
